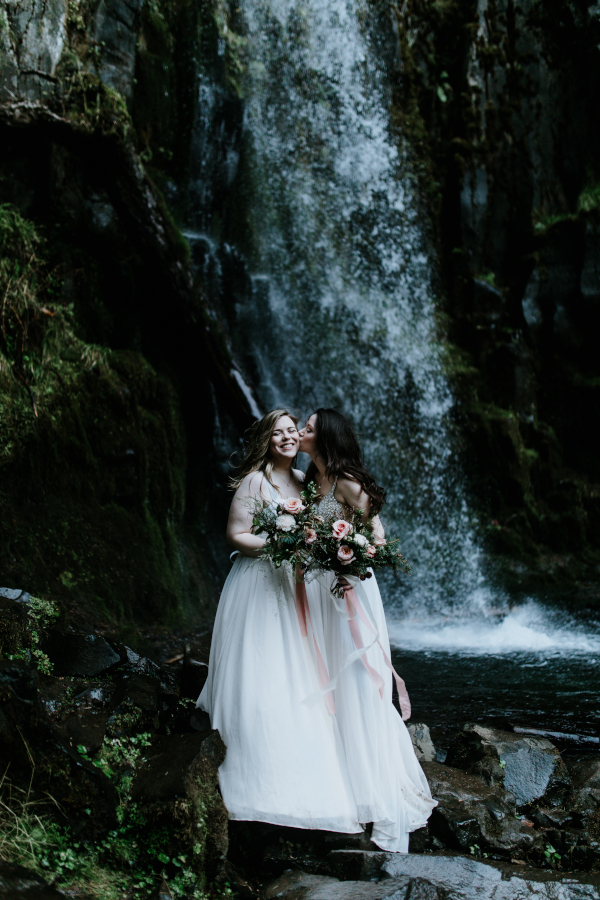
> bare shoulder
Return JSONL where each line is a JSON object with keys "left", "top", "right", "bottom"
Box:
{"left": 235, "top": 470, "right": 266, "bottom": 500}
{"left": 337, "top": 474, "right": 362, "bottom": 498}
{"left": 293, "top": 468, "right": 305, "bottom": 483}
{"left": 336, "top": 475, "right": 369, "bottom": 510}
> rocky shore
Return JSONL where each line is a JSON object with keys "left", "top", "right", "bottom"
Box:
{"left": 1, "top": 587, "right": 599, "bottom": 899}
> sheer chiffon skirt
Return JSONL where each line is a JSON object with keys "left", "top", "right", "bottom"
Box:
{"left": 197, "top": 556, "right": 436, "bottom": 852}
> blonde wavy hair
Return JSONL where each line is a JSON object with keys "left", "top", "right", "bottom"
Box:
{"left": 229, "top": 408, "right": 300, "bottom": 491}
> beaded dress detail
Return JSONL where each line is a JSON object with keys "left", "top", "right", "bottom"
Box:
{"left": 315, "top": 482, "right": 345, "bottom": 522}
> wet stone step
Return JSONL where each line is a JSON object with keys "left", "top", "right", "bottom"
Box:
{"left": 265, "top": 852, "right": 600, "bottom": 900}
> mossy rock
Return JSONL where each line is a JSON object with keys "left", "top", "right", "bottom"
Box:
{"left": 131, "top": 731, "right": 229, "bottom": 882}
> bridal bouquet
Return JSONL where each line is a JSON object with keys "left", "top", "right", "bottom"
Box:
{"left": 307, "top": 514, "right": 411, "bottom": 583}
{"left": 254, "top": 483, "right": 411, "bottom": 582}
{"left": 252, "top": 482, "right": 323, "bottom": 570}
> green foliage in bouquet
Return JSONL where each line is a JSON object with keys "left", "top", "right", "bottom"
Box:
{"left": 307, "top": 510, "right": 411, "bottom": 582}
{"left": 252, "top": 482, "right": 411, "bottom": 583}
{"left": 252, "top": 482, "right": 322, "bottom": 570}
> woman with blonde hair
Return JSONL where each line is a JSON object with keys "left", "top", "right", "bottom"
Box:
{"left": 198, "top": 408, "right": 362, "bottom": 836}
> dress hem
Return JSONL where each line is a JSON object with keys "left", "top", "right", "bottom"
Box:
{"left": 227, "top": 810, "right": 364, "bottom": 835}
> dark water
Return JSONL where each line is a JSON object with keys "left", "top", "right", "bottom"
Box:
{"left": 387, "top": 602, "right": 600, "bottom": 753}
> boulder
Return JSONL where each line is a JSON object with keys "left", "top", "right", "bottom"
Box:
{"left": 381, "top": 853, "right": 600, "bottom": 900}
{"left": 0, "top": 594, "right": 31, "bottom": 656}
{"left": 445, "top": 724, "right": 572, "bottom": 808}
{"left": 111, "top": 645, "right": 161, "bottom": 679}
{"left": 228, "top": 822, "right": 377, "bottom": 880}
{"left": 0, "top": 660, "right": 118, "bottom": 836}
{"left": 422, "top": 761, "right": 542, "bottom": 859}
{"left": 262, "top": 870, "right": 444, "bottom": 900}
{"left": 0, "top": 588, "right": 31, "bottom": 603}
{"left": 264, "top": 870, "right": 339, "bottom": 899}
{"left": 290, "top": 850, "right": 600, "bottom": 899}
{"left": 112, "top": 672, "right": 161, "bottom": 712}
{"left": 567, "top": 756, "right": 600, "bottom": 812}
{"left": 53, "top": 708, "right": 109, "bottom": 753}
{"left": 131, "top": 730, "right": 228, "bottom": 879}
{"left": 44, "top": 632, "right": 120, "bottom": 677}
{"left": 407, "top": 724, "right": 436, "bottom": 762}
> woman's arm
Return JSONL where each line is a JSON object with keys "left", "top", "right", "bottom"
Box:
{"left": 337, "top": 478, "right": 385, "bottom": 539}
{"left": 226, "top": 472, "right": 269, "bottom": 557}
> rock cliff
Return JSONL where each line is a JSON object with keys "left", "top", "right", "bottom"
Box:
{"left": 1, "top": 0, "right": 599, "bottom": 622}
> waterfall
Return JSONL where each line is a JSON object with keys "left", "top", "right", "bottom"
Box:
{"left": 188, "top": 0, "right": 500, "bottom": 620}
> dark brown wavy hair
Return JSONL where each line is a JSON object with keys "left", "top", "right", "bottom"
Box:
{"left": 304, "top": 408, "right": 386, "bottom": 515}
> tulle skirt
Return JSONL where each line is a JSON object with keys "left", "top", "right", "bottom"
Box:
{"left": 197, "top": 555, "right": 436, "bottom": 852}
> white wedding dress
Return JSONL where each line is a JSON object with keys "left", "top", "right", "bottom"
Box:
{"left": 197, "top": 482, "right": 436, "bottom": 852}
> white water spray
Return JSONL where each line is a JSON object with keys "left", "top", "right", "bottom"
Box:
{"left": 224, "top": 0, "right": 495, "bottom": 617}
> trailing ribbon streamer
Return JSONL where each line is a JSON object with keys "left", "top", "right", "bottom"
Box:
{"left": 295, "top": 576, "right": 336, "bottom": 715}
{"left": 341, "top": 581, "right": 411, "bottom": 721}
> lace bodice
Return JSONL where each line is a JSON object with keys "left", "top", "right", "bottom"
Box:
{"left": 315, "top": 482, "right": 345, "bottom": 522}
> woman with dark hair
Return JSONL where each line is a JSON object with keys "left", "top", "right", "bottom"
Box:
{"left": 298, "top": 408, "right": 436, "bottom": 853}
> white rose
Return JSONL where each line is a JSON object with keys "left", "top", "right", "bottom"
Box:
{"left": 276, "top": 514, "right": 296, "bottom": 532}
{"left": 353, "top": 533, "right": 368, "bottom": 547}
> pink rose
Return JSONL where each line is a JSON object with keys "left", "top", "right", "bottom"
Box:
{"left": 304, "top": 527, "right": 317, "bottom": 544}
{"left": 337, "top": 545, "right": 355, "bottom": 565}
{"left": 332, "top": 519, "right": 352, "bottom": 540}
{"left": 373, "top": 535, "right": 386, "bottom": 546}
{"left": 281, "top": 497, "right": 306, "bottom": 514}
{"left": 365, "top": 544, "right": 376, "bottom": 558}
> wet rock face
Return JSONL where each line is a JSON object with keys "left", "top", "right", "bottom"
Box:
{"left": 0, "top": 0, "right": 66, "bottom": 103}
{"left": 0, "top": 660, "right": 119, "bottom": 836}
{"left": 262, "top": 856, "right": 600, "bottom": 900}
{"left": 228, "top": 822, "right": 378, "bottom": 882}
{"left": 445, "top": 724, "right": 572, "bottom": 808}
{"left": 262, "top": 869, "right": 444, "bottom": 900}
{"left": 0, "top": 595, "right": 30, "bottom": 656}
{"left": 90, "top": 0, "right": 143, "bottom": 102}
{"left": 44, "top": 632, "right": 120, "bottom": 677}
{"left": 0, "top": 861, "right": 64, "bottom": 898}
{"left": 421, "top": 761, "right": 541, "bottom": 859}
{"left": 381, "top": 854, "right": 600, "bottom": 900}
{"left": 407, "top": 723, "right": 436, "bottom": 763}
{"left": 568, "top": 756, "right": 600, "bottom": 808}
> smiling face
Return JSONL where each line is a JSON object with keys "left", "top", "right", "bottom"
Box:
{"left": 269, "top": 416, "right": 300, "bottom": 465}
{"left": 298, "top": 413, "right": 317, "bottom": 458}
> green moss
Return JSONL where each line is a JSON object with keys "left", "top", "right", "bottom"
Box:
{"left": 533, "top": 211, "right": 577, "bottom": 235}
{"left": 475, "top": 270, "right": 498, "bottom": 287}
{"left": 0, "top": 202, "right": 203, "bottom": 626}
{"left": 440, "top": 341, "right": 479, "bottom": 378}
{"left": 577, "top": 181, "right": 600, "bottom": 214}
{"left": 211, "top": 0, "right": 247, "bottom": 97}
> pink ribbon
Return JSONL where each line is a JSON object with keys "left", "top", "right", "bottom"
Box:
{"left": 296, "top": 577, "right": 336, "bottom": 715}
{"left": 342, "top": 583, "right": 412, "bottom": 721}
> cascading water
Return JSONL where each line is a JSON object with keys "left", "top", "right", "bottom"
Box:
{"left": 189, "top": 0, "right": 493, "bottom": 620}
{"left": 186, "top": 0, "right": 600, "bottom": 735}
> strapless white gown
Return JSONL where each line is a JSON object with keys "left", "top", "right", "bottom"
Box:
{"left": 197, "top": 485, "right": 436, "bottom": 852}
